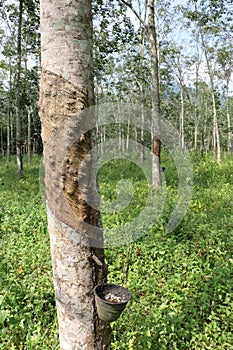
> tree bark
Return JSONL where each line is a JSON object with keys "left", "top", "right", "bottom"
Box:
{"left": 7, "top": 112, "right": 11, "bottom": 163}
{"left": 148, "top": 0, "right": 162, "bottom": 187}
{"left": 15, "top": 0, "right": 23, "bottom": 177}
{"left": 201, "top": 33, "right": 221, "bottom": 163}
{"left": 119, "top": 0, "right": 161, "bottom": 185}
{"left": 7, "top": 58, "right": 12, "bottom": 163}
{"left": 0, "top": 126, "right": 3, "bottom": 156}
{"left": 226, "top": 84, "right": 232, "bottom": 152}
{"left": 39, "top": 1, "right": 111, "bottom": 349}
{"left": 179, "top": 86, "right": 185, "bottom": 153}
{"left": 10, "top": 113, "right": 14, "bottom": 155}
{"left": 27, "top": 106, "right": 32, "bottom": 162}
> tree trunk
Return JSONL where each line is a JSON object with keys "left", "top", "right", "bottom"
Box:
{"left": 118, "top": 105, "right": 123, "bottom": 153}
{"left": 126, "top": 118, "right": 130, "bottom": 151}
{"left": 155, "top": 0, "right": 161, "bottom": 86}
{"left": 138, "top": 0, "right": 146, "bottom": 164}
{"left": 140, "top": 98, "right": 145, "bottom": 163}
{"left": 11, "top": 114, "right": 14, "bottom": 155}
{"left": 0, "top": 126, "right": 3, "bottom": 156}
{"left": 194, "top": 122, "right": 198, "bottom": 151}
{"left": 201, "top": 33, "right": 221, "bottom": 163}
{"left": 179, "top": 86, "right": 185, "bottom": 153}
{"left": 212, "top": 91, "right": 221, "bottom": 163}
{"left": 226, "top": 84, "right": 232, "bottom": 152}
{"left": 7, "top": 58, "right": 12, "bottom": 163}
{"left": 148, "top": 0, "right": 161, "bottom": 187}
{"left": 39, "top": 1, "right": 111, "bottom": 349}
{"left": 15, "top": 0, "right": 23, "bottom": 177}
{"left": 194, "top": 43, "right": 199, "bottom": 152}
{"left": 7, "top": 112, "right": 11, "bottom": 163}
{"left": 27, "top": 106, "right": 32, "bottom": 162}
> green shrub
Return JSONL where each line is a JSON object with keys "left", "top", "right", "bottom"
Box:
{"left": 0, "top": 153, "right": 232, "bottom": 349}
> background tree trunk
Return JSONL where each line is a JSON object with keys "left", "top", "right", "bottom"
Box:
{"left": 7, "top": 58, "right": 12, "bottom": 163}
{"left": 148, "top": 0, "right": 162, "bottom": 187}
{"left": 179, "top": 86, "right": 185, "bottom": 153}
{"left": 15, "top": 0, "right": 23, "bottom": 177}
{"left": 226, "top": 84, "right": 232, "bottom": 152}
{"left": 7, "top": 112, "right": 11, "bottom": 163}
{"left": 0, "top": 125, "right": 3, "bottom": 156}
{"left": 10, "top": 114, "right": 14, "bottom": 156}
{"left": 39, "top": 0, "right": 111, "bottom": 349}
{"left": 27, "top": 106, "right": 32, "bottom": 163}
{"left": 201, "top": 33, "right": 221, "bottom": 163}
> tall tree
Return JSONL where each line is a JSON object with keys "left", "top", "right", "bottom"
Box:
{"left": 200, "top": 31, "right": 221, "bottom": 163}
{"left": 148, "top": 0, "right": 162, "bottom": 186}
{"left": 217, "top": 45, "right": 233, "bottom": 152}
{"left": 179, "top": 0, "right": 233, "bottom": 159}
{"left": 120, "top": 0, "right": 162, "bottom": 186}
{"left": 39, "top": 0, "right": 111, "bottom": 349}
{"left": 0, "top": 0, "right": 41, "bottom": 163}
{"left": 15, "top": 0, "right": 23, "bottom": 177}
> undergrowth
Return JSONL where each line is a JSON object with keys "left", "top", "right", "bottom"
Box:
{"left": 0, "top": 153, "right": 232, "bottom": 349}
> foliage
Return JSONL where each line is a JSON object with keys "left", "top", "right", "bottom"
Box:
{"left": 0, "top": 153, "right": 233, "bottom": 348}
{"left": 101, "top": 152, "right": 233, "bottom": 349}
{"left": 0, "top": 157, "right": 59, "bottom": 349}
{"left": 0, "top": 0, "right": 232, "bottom": 162}
{"left": 0, "top": 0, "right": 41, "bottom": 161}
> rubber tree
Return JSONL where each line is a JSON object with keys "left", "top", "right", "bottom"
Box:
{"left": 15, "top": 0, "right": 23, "bottom": 177}
{"left": 180, "top": 0, "right": 233, "bottom": 161}
{"left": 120, "top": 0, "right": 162, "bottom": 187}
{"left": 39, "top": 0, "right": 111, "bottom": 349}
{"left": 148, "top": 0, "right": 162, "bottom": 186}
{"left": 217, "top": 45, "right": 233, "bottom": 153}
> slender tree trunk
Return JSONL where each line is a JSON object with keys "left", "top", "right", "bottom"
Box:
{"left": 148, "top": 0, "right": 161, "bottom": 187}
{"left": 39, "top": 1, "right": 111, "bottom": 349}
{"left": 15, "top": 0, "right": 23, "bottom": 177}
{"left": 179, "top": 86, "right": 185, "bottom": 153}
{"left": 194, "top": 122, "right": 198, "bottom": 151}
{"left": 7, "top": 113, "right": 11, "bottom": 162}
{"left": 140, "top": 96, "right": 145, "bottom": 163}
{"left": 118, "top": 106, "right": 122, "bottom": 153}
{"left": 194, "top": 46, "right": 199, "bottom": 151}
{"left": 205, "top": 101, "right": 210, "bottom": 153}
{"left": 212, "top": 92, "right": 221, "bottom": 163}
{"left": 226, "top": 84, "right": 232, "bottom": 152}
{"left": 0, "top": 126, "right": 3, "bottom": 156}
{"left": 212, "top": 96, "right": 216, "bottom": 153}
{"left": 10, "top": 114, "right": 14, "bottom": 154}
{"left": 201, "top": 33, "right": 221, "bottom": 163}
{"left": 27, "top": 106, "right": 32, "bottom": 162}
{"left": 155, "top": 0, "right": 161, "bottom": 86}
{"left": 7, "top": 58, "right": 12, "bottom": 163}
{"left": 133, "top": 126, "right": 138, "bottom": 153}
{"left": 95, "top": 79, "right": 99, "bottom": 149}
{"left": 138, "top": 1, "right": 146, "bottom": 164}
{"left": 120, "top": 0, "right": 161, "bottom": 182}
{"left": 126, "top": 118, "right": 130, "bottom": 151}
{"left": 100, "top": 89, "right": 106, "bottom": 155}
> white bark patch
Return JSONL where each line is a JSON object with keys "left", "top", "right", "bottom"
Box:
{"left": 40, "top": 0, "right": 92, "bottom": 87}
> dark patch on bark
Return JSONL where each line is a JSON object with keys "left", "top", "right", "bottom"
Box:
{"left": 152, "top": 135, "right": 161, "bottom": 158}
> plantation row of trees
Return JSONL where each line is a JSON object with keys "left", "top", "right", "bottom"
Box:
{"left": 0, "top": 0, "right": 41, "bottom": 171}
{"left": 0, "top": 0, "right": 232, "bottom": 171}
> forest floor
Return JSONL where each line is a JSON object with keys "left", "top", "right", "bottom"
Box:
{"left": 0, "top": 152, "right": 233, "bottom": 349}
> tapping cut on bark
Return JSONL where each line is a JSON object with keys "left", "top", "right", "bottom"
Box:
{"left": 39, "top": 0, "right": 111, "bottom": 348}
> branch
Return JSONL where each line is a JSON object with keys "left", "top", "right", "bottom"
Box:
{"left": 119, "top": 0, "right": 147, "bottom": 28}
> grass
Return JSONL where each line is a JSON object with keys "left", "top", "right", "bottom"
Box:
{"left": 0, "top": 157, "right": 59, "bottom": 350}
{"left": 0, "top": 153, "right": 233, "bottom": 349}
